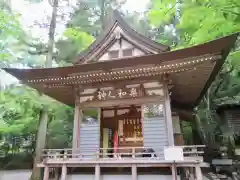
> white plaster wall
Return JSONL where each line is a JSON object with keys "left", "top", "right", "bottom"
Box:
{"left": 108, "top": 41, "right": 120, "bottom": 51}
{"left": 121, "top": 40, "right": 133, "bottom": 49}
{"left": 99, "top": 53, "right": 109, "bottom": 61}
{"left": 133, "top": 48, "right": 145, "bottom": 56}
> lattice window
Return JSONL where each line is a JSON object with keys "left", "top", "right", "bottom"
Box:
{"left": 123, "top": 49, "right": 133, "bottom": 57}
{"left": 108, "top": 50, "right": 119, "bottom": 59}
{"left": 108, "top": 48, "right": 133, "bottom": 59}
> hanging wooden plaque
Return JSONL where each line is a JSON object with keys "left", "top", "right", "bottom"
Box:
{"left": 93, "top": 87, "right": 144, "bottom": 101}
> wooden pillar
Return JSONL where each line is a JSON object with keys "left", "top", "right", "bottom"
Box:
{"left": 61, "top": 164, "right": 67, "bottom": 180}
{"left": 195, "top": 165, "right": 203, "bottom": 180}
{"left": 164, "top": 84, "right": 175, "bottom": 146}
{"left": 43, "top": 166, "right": 49, "bottom": 180}
{"left": 132, "top": 165, "right": 137, "bottom": 180}
{"left": 95, "top": 164, "right": 100, "bottom": 180}
{"left": 171, "top": 164, "right": 177, "bottom": 180}
{"left": 72, "top": 104, "right": 79, "bottom": 149}
{"left": 72, "top": 105, "right": 82, "bottom": 151}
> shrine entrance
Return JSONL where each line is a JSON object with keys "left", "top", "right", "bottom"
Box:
{"left": 101, "top": 105, "right": 143, "bottom": 156}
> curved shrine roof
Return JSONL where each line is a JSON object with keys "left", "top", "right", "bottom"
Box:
{"left": 3, "top": 33, "right": 239, "bottom": 110}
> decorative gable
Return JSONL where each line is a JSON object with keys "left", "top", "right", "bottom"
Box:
{"left": 98, "top": 28, "right": 149, "bottom": 62}
{"left": 75, "top": 11, "right": 170, "bottom": 64}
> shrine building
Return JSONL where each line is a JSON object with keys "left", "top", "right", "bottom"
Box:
{"left": 3, "top": 11, "right": 239, "bottom": 180}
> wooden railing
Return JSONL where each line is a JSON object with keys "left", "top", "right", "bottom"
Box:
{"left": 41, "top": 145, "right": 205, "bottom": 162}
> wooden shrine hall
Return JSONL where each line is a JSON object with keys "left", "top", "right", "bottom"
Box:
{"left": 2, "top": 11, "right": 239, "bottom": 180}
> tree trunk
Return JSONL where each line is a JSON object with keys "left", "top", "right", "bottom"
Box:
{"left": 195, "top": 114, "right": 206, "bottom": 143}
{"left": 31, "top": 108, "right": 48, "bottom": 180}
{"left": 30, "top": 0, "right": 58, "bottom": 179}
{"left": 99, "top": 0, "right": 105, "bottom": 30}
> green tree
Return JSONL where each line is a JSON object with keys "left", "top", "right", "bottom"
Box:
{"left": 0, "top": 0, "right": 76, "bottom": 172}
{"left": 148, "top": 0, "right": 240, "bottom": 47}
{"left": 0, "top": 1, "right": 23, "bottom": 65}
{"left": 55, "top": 0, "right": 127, "bottom": 65}
{"left": 55, "top": 28, "right": 95, "bottom": 65}
{"left": 148, "top": 0, "right": 240, "bottom": 147}
{"left": 31, "top": 0, "right": 59, "bottom": 179}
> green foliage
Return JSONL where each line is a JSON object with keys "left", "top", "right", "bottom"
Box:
{"left": 55, "top": 0, "right": 128, "bottom": 64}
{"left": 178, "top": 0, "right": 240, "bottom": 46}
{"left": 68, "top": 0, "right": 126, "bottom": 36}
{"left": 64, "top": 28, "right": 95, "bottom": 45}
{"left": 148, "top": 0, "right": 176, "bottom": 27}
{"left": 47, "top": 105, "right": 74, "bottom": 148}
{"left": 149, "top": 0, "right": 240, "bottom": 46}
{"left": 1, "top": 86, "right": 42, "bottom": 136}
{"left": 181, "top": 121, "right": 193, "bottom": 145}
{"left": 148, "top": 0, "right": 240, "bottom": 148}
{"left": 0, "top": 8, "right": 23, "bottom": 63}
{"left": 0, "top": 84, "right": 74, "bottom": 169}
{"left": 55, "top": 28, "right": 95, "bottom": 64}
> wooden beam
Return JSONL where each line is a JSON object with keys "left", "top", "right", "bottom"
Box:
{"left": 72, "top": 104, "right": 80, "bottom": 150}
{"left": 102, "top": 105, "right": 141, "bottom": 111}
{"left": 144, "top": 86, "right": 163, "bottom": 91}
{"left": 73, "top": 86, "right": 83, "bottom": 150}
{"left": 164, "top": 83, "right": 175, "bottom": 146}
{"left": 98, "top": 107, "right": 101, "bottom": 158}
{"left": 81, "top": 76, "right": 164, "bottom": 89}
{"left": 80, "top": 95, "right": 164, "bottom": 108}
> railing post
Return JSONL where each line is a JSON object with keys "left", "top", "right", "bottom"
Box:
{"left": 195, "top": 165, "right": 203, "bottom": 180}
{"left": 64, "top": 149, "right": 67, "bottom": 159}
{"left": 132, "top": 148, "right": 135, "bottom": 158}
{"left": 97, "top": 149, "right": 100, "bottom": 159}
{"left": 95, "top": 164, "right": 100, "bottom": 180}
{"left": 43, "top": 166, "right": 49, "bottom": 180}
{"left": 132, "top": 165, "right": 137, "bottom": 180}
{"left": 61, "top": 164, "right": 67, "bottom": 180}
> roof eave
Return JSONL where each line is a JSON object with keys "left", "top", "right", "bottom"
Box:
{"left": 192, "top": 32, "right": 239, "bottom": 108}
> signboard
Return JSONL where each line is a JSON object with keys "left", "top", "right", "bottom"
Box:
{"left": 95, "top": 87, "right": 143, "bottom": 101}
{"left": 164, "top": 147, "right": 184, "bottom": 161}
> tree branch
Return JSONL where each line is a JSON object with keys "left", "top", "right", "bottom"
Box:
{"left": 221, "top": 9, "right": 240, "bottom": 16}
{"left": 229, "top": 0, "right": 240, "bottom": 8}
